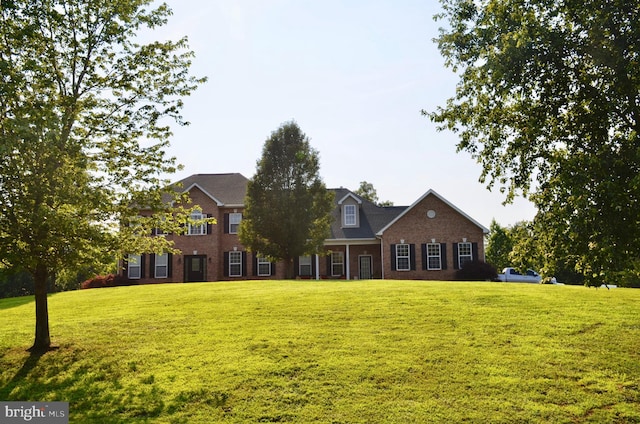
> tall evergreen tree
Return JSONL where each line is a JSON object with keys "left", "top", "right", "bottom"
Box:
{"left": 0, "top": 0, "right": 204, "bottom": 351}
{"left": 239, "top": 122, "right": 334, "bottom": 279}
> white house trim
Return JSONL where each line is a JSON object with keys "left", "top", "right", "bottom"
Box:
{"left": 375, "top": 189, "right": 489, "bottom": 236}
{"left": 337, "top": 192, "right": 363, "bottom": 205}
{"left": 182, "top": 183, "right": 225, "bottom": 206}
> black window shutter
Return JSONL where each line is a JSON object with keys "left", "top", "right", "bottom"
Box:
{"left": 472, "top": 242, "right": 479, "bottom": 262}
{"left": 390, "top": 245, "right": 396, "bottom": 271}
{"left": 326, "top": 254, "right": 331, "bottom": 276}
{"left": 453, "top": 243, "right": 459, "bottom": 269}
{"left": 311, "top": 255, "right": 316, "bottom": 277}
{"left": 168, "top": 253, "right": 173, "bottom": 277}
{"left": 140, "top": 254, "right": 146, "bottom": 278}
{"left": 150, "top": 254, "right": 156, "bottom": 278}
{"left": 271, "top": 261, "right": 276, "bottom": 276}
{"left": 223, "top": 213, "right": 229, "bottom": 234}
{"left": 410, "top": 244, "right": 416, "bottom": 270}
{"left": 242, "top": 252, "right": 247, "bottom": 276}
{"left": 206, "top": 214, "right": 213, "bottom": 235}
{"left": 421, "top": 244, "right": 427, "bottom": 270}
{"left": 223, "top": 252, "right": 229, "bottom": 277}
{"left": 441, "top": 243, "right": 447, "bottom": 270}
{"left": 252, "top": 254, "right": 258, "bottom": 276}
{"left": 293, "top": 257, "right": 299, "bottom": 277}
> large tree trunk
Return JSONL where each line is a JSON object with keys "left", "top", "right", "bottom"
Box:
{"left": 29, "top": 263, "right": 51, "bottom": 352}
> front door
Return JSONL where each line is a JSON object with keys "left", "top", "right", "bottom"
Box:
{"left": 359, "top": 255, "right": 373, "bottom": 279}
{"left": 185, "top": 255, "right": 207, "bottom": 282}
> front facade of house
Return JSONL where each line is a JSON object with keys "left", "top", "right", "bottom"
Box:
{"left": 123, "top": 173, "right": 489, "bottom": 283}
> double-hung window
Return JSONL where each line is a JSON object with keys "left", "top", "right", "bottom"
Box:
{"left": 331, "top": 252, "right": 344, "bottom": 276}
{"left": 396, "top": 244, "right": 410, "bottom": 271}
{"left": 229, "top": 251, "right": 242, "bottom": 277}
{"left": 426, "top": 243, "right": 442, "bottom": 270}
{"left": 458, "top": 242, "right": 473, "bottom": 268}
{"left": 128, "top": 254, "right": 141, "bottom": 279}
{"left": 257, "top": 256, "right": 271, "bottom": 276}
{"left": 299, "top": 256, "right": 312, "bottom": 276}
{"left": 229, "top": 213, "right": 242, "bottom": 234}
{"left": 344, "top": 204, "right": 356, "bottom": 226}
{"left": 155, "top": 253, "right": 168, "bottom": 278}
{"left": 188, "top": 210, "right": 206, "bottom": 235}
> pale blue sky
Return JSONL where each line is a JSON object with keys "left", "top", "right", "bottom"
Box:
{"left": 155, "top": 0, "right": 536, "bottom": 227}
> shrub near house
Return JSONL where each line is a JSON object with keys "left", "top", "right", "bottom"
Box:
{"left": 121, "top": 173, "right": 489, "bottom": 283}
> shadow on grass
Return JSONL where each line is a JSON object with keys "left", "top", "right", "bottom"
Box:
{"left": 0, "top": 346, "right": 172, "bottom": 423}
{"left": 0, "top": 295, "right": 34, "bottom": 311}
{"left": 0, "top": 349, "right": 45, "bottom": 399}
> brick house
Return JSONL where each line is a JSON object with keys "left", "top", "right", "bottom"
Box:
{"left": 123, "top": 173, "right": 489, "bottom": 283}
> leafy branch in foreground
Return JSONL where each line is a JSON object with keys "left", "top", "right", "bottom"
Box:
{"left": 0, "top": 0, "right": 206, "bottom": 350}
{"left": 428, "top": 0, "right": 640, "bottom": 285}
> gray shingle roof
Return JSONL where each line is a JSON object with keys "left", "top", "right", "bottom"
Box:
{"left": 171, "top": 173, "right": 249, "bottom": 206}
{"left": 166, "top": 176, "right": 409, "bottom": 240}
{"left": 328, "top": 188, "right": 405, "bottom": 240}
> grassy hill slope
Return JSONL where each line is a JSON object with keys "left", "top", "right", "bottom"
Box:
{"left": 1, "top": 281, "right": 639, "bottom": 423}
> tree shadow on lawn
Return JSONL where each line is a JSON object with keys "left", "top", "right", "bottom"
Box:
{"left": 0, "top": 295, "right": 34, "bottom": 311}
{"left": 0, "top": 346, "right": 171, "bottom": 423}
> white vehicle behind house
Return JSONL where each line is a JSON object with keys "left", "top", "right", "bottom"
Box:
{"left": 497, "top": 267, "right": 541, "bottom": 283}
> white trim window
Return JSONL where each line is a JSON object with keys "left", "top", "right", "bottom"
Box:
{"left": 331, "top": 251, "right": 344, "bottom": 276}
{"left": 229, "top": 212, "right": 242, "bottom": 234}
{"left": 155, "top": 253, "right": 168, "bottom": 278}
{"left": 299, "top": 256, "right": 312, "bottom": 276}
{"left": 343, "top": 204, "right": 357, "bottom": 226}
{"left": 128, "top": 254, "right": 141, "bottom": 279}
{"left": 458, "top": 242, "right": 473, "bottom": 268}
{"left": 229, "top": 251, "right": 242, "bottom": 277}
{"left": 427, "top": 243, "right": 442, "bottom": 270}
{"left": 396, "top": 244, "right": 410, "bottom": 271}
{"left": 257, "top": 256, "right": 271, "bottom": 276}
{"left": 188, "top": 210, "right": 206, "bottom": 235}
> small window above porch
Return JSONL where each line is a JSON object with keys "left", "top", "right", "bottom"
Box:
{"left": 338, "top": 192, "right": 362, "bottom": 228}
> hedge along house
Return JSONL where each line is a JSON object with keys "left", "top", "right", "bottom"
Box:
{"left": 122, "top": 173, "right": 489, "bottom": 283}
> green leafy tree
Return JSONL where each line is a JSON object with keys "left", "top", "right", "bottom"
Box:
{"left": 485, "top": 220, "right": 512, "bottom": 271}
{"left": 0, "top": 0, "right": 205, "bottom": 351}
{"left": 239, "top": 122, "right": 334, "bottom": 279}
{"left": 507, "top": 221, "right": 544, "bottom": 274}
{"left": 428, "top": 0, "right": 640, "bottom": 285}
{"left": 354, "top": 181, "right": 394, "bottom": 206}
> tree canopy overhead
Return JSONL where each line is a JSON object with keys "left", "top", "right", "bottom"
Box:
{"left": 0, "top": 0, "right": 205, "bottom": 350}
{"left": 428, "top": 0, "right": 640, "bottom": 285}
{"left": 239, "top": 122, "right": 334, "bottom": 279}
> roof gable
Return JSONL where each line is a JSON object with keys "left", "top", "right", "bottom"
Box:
{"left": 181, "top": 183, "right": 224, "bottom": 206}
{"left": 337, "top": 192, "right": 363, "bottom": 205}
{"left": 375, "top": 189, "right": 489, "bottom": 235}
{"left": 170, "top": 173, "right": 248, "bottom": 206}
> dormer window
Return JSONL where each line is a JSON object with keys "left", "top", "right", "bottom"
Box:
{"left": 344, "top": 204, "right": 357, "bottom": 226}
{"left": 338, "top": 192, "right": 362, "bottom": 228}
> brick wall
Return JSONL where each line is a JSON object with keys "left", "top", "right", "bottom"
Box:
{"left": 127, "top": 186, "right": 486, "bottom": 283}
{"left": 381, "top": 193, "right": 485, "bottom": 280}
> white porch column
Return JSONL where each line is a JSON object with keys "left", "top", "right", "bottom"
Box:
{"left": 380, "top": 238, "right": 385, "bottom": 279}
{"left": 315, "top": 254, "right": 320, "bottom": 280}
{"left": 346, "top": 244, "right": 350, "bottom": 280}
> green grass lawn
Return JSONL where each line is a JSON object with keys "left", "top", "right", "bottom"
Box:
{"left": 1, "top": 281, "right": 639, "bottom": 423}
